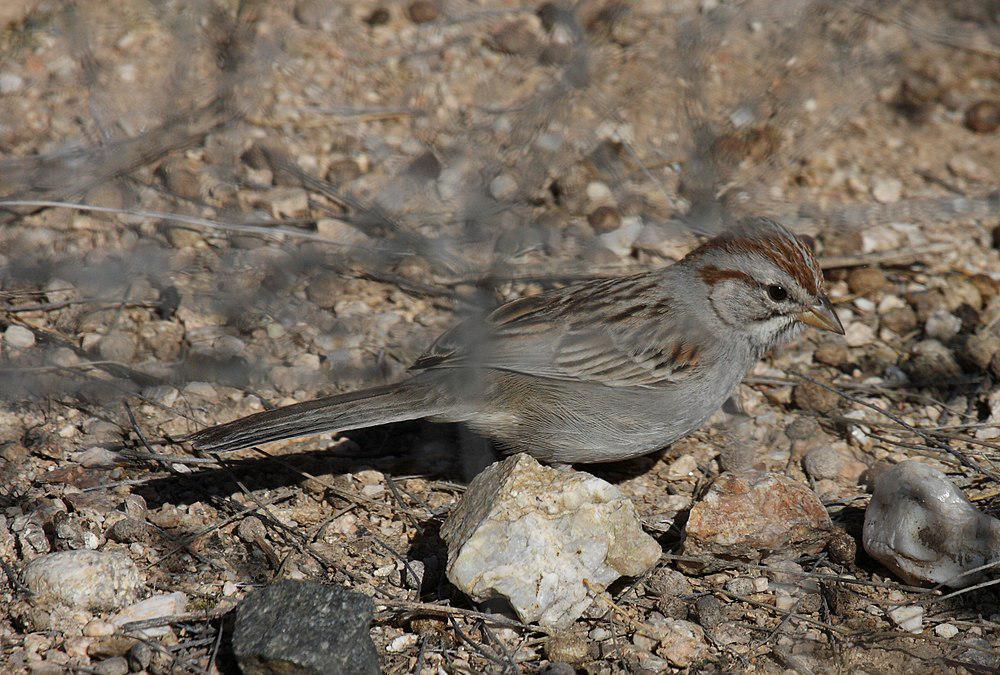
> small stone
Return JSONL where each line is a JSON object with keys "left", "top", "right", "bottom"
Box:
{"left": 406, "top": 0, "right": 439, "bottom": 23}
{"left": 872, "top": 177, "right": 902, "bottom": 204}
{"left": 681, "top": 472, "right": 832, "bottom": 568}
{"left": 441, "top": 454, "right": 661, "bottom": 628}
{"left": 793, "top": 382, "right": 839, "bottom": 413}
{"left": 93, "top": 656, "right": 129, "bottom": 675}
{"left": 650, "top": 567, "right": 692, "bottom": 618}
{"left": 813, "top": 336, "right": 850, "bottom": 368}
{"left": 155, "top": 159, "right": 200, "bottom": 200}
{"left": 83, "top": 620, "right": 116, "bottom": 638}
{"left": 888, "top": 605, "right": 923, "bottom": 633}
{"left": 489, "top": 19, "right": 542, "bottom": 56}
{"left": 232, "top": 580, "right": 379, "bottom": 675}
{"left": 294, "top": 0, "right": 333, "bottom": 27}
{"left": 261, "top": 187, "right": 309, "bottom": 219}
{"left": 935, "top": 622, "right": 959, "bottom": 638}
{"left": 964, "top": 329, "right": 1000, "bottom": 373}
{"left": 0, "top": 72, "right": 24, "bottom": 93}
{"left": 803, "top": 445, "right": 845, "bottom": 481}
{"left": 655, "top": 619, "right": 707, "bottom": 668}
{"left": 948, "top": 154, "right": 987, "bottom": 182}
{"left": 587, "top": 205, "right": 622, "bottom": 234}
{"left": 924, "top": 310, "right": 962, "bottom": 342}
{"left": 881, "top": 306, "right": 918, "bottom": 334}
{"left": 965, "top": 100, "right": 999, "bottom": 133}
{"left": 110, "top": 592, "right": 187, "bottom": 638}
{"left": 844, "top": 322, "right": 875, "bottom": 347}
{"left": 666, "top": 454, "right": 698, "bottom": 480}
{"left": 586, "top": 181, "right": 613, "bottom": 202}
{"left": 847, "top": 267, "right": 887, "bottom": 295}
{"left": 386, "top": 634, "right": 418, "bottom": 653}
{"left": 98, "top": 332, "right": 136, "bottom": 363}
{"left": 489, "top": 173, "right": 518, "bottom": 201}
{"left": 364, "top": 7, "right": 390, "bottom": 25}
{"left": 826, "top": 527, "right": 857, "bottom": 566}
{"left": 545, "top": 632, "right": 589, "bottom": 664}
{"left": 863, "top": 461, "right": 1000, "bottom": 587}
{"left": 693, "top": 595, "right": 725, "bottom": 628}
{"left": 597, "top": 216, "right": 642, "bottom": 257}
{"left": 23, "top": 551, "right": 142, "bottom": 610}
{"left": 723, "top": 577, "right": 755, "bottom": 596}
{"left": 904, "top": 339, "right": 962, "bottom": 382}
{"left": 3, "top": 324, "right": 35, "bottom": 349}
{"left": 127, "top": 642, "right": 152, "bottom": 672}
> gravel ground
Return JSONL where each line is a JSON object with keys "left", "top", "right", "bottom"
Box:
{"left": 0, "top": 0, "right": 998, "bottom": 672}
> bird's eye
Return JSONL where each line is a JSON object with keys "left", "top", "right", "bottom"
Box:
{"left": 766, "top": 284, "right": 788, "bottom": 302}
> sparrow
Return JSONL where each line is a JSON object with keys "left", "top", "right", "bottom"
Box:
{"left": 190, "top": 217, "right": 843, "bottom": 463}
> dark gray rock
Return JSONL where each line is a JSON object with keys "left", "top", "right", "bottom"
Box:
{"left": 232, "top": 580, "right": 380, "bottom": 675}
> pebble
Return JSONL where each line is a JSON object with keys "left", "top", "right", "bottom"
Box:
{"left": 655, "top": 619, "right": 707, "bottom": 668}
{"left": 489, "top": 173, "right": 518, "bottom": 201}
{"left": 232, "top": 580, "right": 379, "bottom": 675}
{"left": 597, "top": 216, "right": 642, "bottom": 257}
{"left": 935, "top": 622, "right": 959, "bottom": 639}
{"left": 844, "top": 322, "right": 875, "bottom": 347}
{"left": 4, "top": 324, "right": 36, "bottom": 349}
{"left": 545, "top": 632, "right": 590, "bottom": 664}
{"left": 724, "top": 577, "right": 755, "bottom": 596}
{"left": 802, "top": 445, "right": 845, "bottom": 481}
{"left": 489, "top": 19, "right": 542, "bottom": 56}
{"left": 293, "top": 0, "right": 334, "bottom": 28}
{"left": 666, "top": 454, "right": 698, "bottom": 479}
{"left": 681, "top": 472, "right": 832, "bottom": 568}
{"left": 406, "top": 0, "right": 439, "bottom": 24}
{"left": 880, "top": 306, "right": 918, "bottom": 334}
{"left": 863, "top": 461, "right": 1000, "bottom": 587}
{"left": 386, "top": 634, "right": 418, "bottom": 653}
{"left": 948, "top": 154, "right": 987, "bottom": 182}
{"left": 23, "top": 551, "right": 142, "bottom": 610}
{"left": 924, "top": 310, "right": 962, "bottom": 341}
{"left": 98, "top": 332, "right": 136, "bottom": 363}
{"left": 83, "top": 620, "right": 116, "bottom": 638}
{"left": 888, "top": 605, "right": 924, "bottom": 634}
{"left": 93, "top": 657, "right": 129, "bottom": 675}
{"left": 441, "top": 454, "right": 660, "bottom": 628}
{"left": 872, "top": 177, "right": 902, "bottom": 204}
{"left": 965, "top": 100, "right": 999, "bottom": 133}
{"left": 587, "top": 205, "right": 622, "bottom": 233}
{"left": 110, "top": 592, "right": 187, "bottom": 638}
{"left": 793, "top": 381, "right": 839, "bottom": 413}
{"left": 847, "top": 267, "right": 887, "bottom": 295}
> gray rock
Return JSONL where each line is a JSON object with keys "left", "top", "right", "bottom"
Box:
{"left": 802, "top": 445, "right": 845, "bottom": 481}
{"left": 232, "top": 580, "right": 379, "bottom": 675}
{"left": 441, "top": 453, "right": 661, "bottom": 628}
{"left": 23, "top": 550, "right": 142, "bottom": 610}
{"left": 863, "top": 461, "right": 1000, "bottom": 587}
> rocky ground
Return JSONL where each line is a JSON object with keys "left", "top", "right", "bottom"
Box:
{"left": 0, "top": 0, "right": 998, "bottom": 672}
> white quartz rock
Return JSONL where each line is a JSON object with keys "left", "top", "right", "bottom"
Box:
{"left": 863, "top": 461, "right": 1000, "bottom": 587}
{"left": 441, "top": 454, "right": 661, "bottom": 628}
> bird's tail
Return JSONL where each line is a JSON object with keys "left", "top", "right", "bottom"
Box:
{"left": 188, "top": 377, "right": 448, "bottom": 453}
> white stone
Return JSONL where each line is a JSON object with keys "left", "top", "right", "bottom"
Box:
{"left": 3, "top": 325, "right": 35, "bottom": 349}
{"left": 863, "top": 461, "right": 1000, "bottom": 587}
{"left": 441, "top": 454, "right": 661, "bottom": 628}
{"left": 924, "top": 310, "right": 962, "bottom": 342}
{"left": 111, "top": 592, "right": 188, "bottom": 638}
{"left": 666, "top": 454, "right": 698, "bottom": 479}
{"left": 888, "top": 605, "right": 923, "bottom": 633}
{"left": 586, "top": 181, "right": 613, "bottom": 203}
{"left": 386, "top": 634, "right": 418, "bottom": 653}
{"left": 872, "top": 177, "right": 902, "bottom": 204}
{"left": 935, "top": 622, "right": 959, "bottom": 638}
{"left": 0, "top": 72, "right": 24, "bottom": 94}
{"left": 598, "top": 216, "right": 643, "bottom": 257}
{"left": 23, "top": 551, "right": 143, "bottom": 610}
{"left": 844, "top": 322, "right": 875, "bottom": 347}
{"left": 489, "top": 173, "right": 518, "bottom": 201}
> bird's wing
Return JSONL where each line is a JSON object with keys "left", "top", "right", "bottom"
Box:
{"left": 410, "top": 274, "right": 708, "bottom": 388}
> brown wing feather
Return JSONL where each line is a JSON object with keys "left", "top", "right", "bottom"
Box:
{"left": 410, "top": 273, "right": 707, "bottom": 388}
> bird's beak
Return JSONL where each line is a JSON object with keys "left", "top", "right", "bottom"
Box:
{"left": 796, "top": 297, "right": 845, "bottom": 334}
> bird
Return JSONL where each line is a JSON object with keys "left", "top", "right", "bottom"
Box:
{"left": 189, "top": 217, "right": 844, "bottom": 464}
